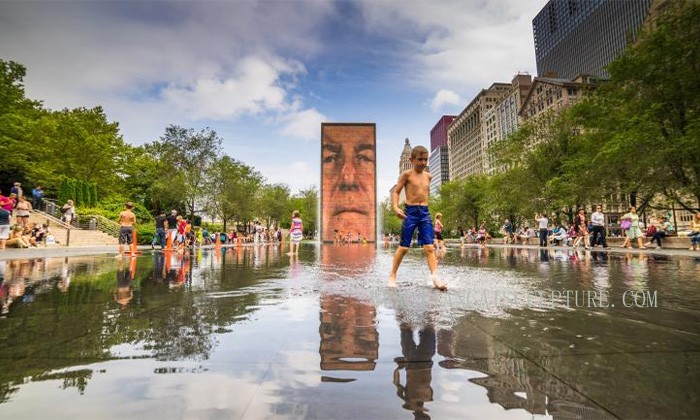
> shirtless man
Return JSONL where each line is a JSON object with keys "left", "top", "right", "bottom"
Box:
{"left": 117, "top": 202, "right": 137, "bottom": 257}
{"left": 388, "top": 145, "right": 446, "bottom": 290}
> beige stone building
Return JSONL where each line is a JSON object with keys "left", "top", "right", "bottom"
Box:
{"left": 447, "top": 83, "right": 511, "bottom": 180}
{"left": 486, "top": 74, "right": 533, "bottom": 174}
{"left": 519, "top": 75, "right": 597, "bottom": 124}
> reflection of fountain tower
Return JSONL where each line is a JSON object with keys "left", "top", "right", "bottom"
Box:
{"left": 318, "top": 295, "right": 378, "bottom": 373}
{"left": 318, "top": 245, "right": 379, "bottom": 379}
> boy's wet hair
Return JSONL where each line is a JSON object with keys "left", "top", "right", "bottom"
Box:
{"left": 411, "top": 145, "right": 429, "bottom": 158}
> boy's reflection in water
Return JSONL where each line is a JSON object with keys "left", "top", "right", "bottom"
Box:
{"left": 114, "top": 258, "right": 134, "bottom": 307}
{"left": 393, "top": 323, "right": 436, "bottom": 419}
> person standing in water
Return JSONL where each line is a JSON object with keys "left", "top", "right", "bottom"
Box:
{"left": 388, "top": 145, "right": 446, "bottom": 291}
{"left": 287, "top": 210, "right": 303, "bottom": 256}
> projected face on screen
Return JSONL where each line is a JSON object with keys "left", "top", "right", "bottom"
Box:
{"left": 321, "top": 124, "right": 376, "bottom": 243}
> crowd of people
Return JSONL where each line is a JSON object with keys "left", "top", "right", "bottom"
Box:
{"left": 1, "top": 183, "right": 56, "bottom": 250}
{"left": 494, "top": 206, "right": 700, "bottom": 251}
{"left": 141, "top": 208, "right": 300, "bottom": 257}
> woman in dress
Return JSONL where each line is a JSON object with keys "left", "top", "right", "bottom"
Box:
{"left": 620, "top": 206, "right": 644, "bottom": 249}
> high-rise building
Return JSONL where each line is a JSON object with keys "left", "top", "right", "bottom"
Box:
{"left": 447, "top": 83, "right": 511, "bottom": 180}
{"left": 429, "top": 146, "right": 449, "bottom": 196}
{"left": 430, "top": 115, "right": 457, "bottom": 152}
{"left": 485, "top": 74, "right": 533, "bottom": 174}
{"left": 498, "top": 74, "right": 533, "bottom": 141}
{"left": 429, "top": 116, "right": 456, "bottom": 195}
{"left": 533, "top": 0, "right": 653, "bottom": 79}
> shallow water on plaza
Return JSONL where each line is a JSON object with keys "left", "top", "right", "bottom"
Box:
{"left": 0, "top": 244, "right": 699, "bottom": 419}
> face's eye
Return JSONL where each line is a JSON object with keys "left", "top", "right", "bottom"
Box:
{"left": 323, "top": 152, "right": 340, "bottom": 164}
{"left": 356, "top": 151, "right": 375, "bottom": 163}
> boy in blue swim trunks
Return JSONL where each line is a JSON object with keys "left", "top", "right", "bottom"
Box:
{"left": 389, "top": 146, "right": 447, "bottom": 290}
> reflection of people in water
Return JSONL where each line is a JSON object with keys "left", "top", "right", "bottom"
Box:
{"left": 152, "top": 252, "right": 166, "bottom": 284}
{"left": 58, "top": 258, "right": 71, "bottom": 292}
{"left": 168, "top": 252, "right": 192, "bottom": 289}
{"left": 393, "top": 323, "right": 436, "bottom": 419}
{"left": 114, "top": 258, "right": 133, "bottom": 307}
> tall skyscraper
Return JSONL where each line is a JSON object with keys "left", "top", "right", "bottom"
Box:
{"left": 430, "top": 116, "right": 457, "bottom": 152}
{"left": 533, "top": 0, "right": 653, "bottom": 79}
{"left": 429, "top": 116, "right": 456, "bottom": 196}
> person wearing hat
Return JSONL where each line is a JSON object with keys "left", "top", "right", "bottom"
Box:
{"left": 645, "top": 215, "right": 675, "bottom": 249}
{"left": 10, "top": 182, "right": 23, "bottom": 200}
{"left": 61, "top": 200, "right": 75, "bottom": 224}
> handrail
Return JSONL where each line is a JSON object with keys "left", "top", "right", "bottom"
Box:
{"left": 79, "top": 214, "right": 120, "bottom": 237}
{"left": 31, "top": 209, "right": 73, "bottom": 230}
{"left": 41, "top": 198, "right": 119, "bottom": 238}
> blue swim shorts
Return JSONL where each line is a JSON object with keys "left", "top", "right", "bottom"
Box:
{"left": 400, "top": 205, "right": 434, "bottom": 247}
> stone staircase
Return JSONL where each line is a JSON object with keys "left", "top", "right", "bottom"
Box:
{"left": 28, "top": 211, "right": 118, "bottom": 247}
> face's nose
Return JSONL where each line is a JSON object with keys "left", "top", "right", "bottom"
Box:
{"left": 341, "top": 159, "right": 357, "bottom": 182}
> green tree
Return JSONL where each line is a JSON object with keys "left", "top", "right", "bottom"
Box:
{"left": 380, "top": 197, "right": 402, "bottom": 235}
{"left": 82, "top": 181, "right": 91, "bottom": 207}
{"left": 438, "top": 176, "right": 488, "bottom": 229}
{"left": 0, "top": 60, "right": 43, "bottom": 187}
{"left": 257, "top": 183, "right": 291, "bottom": 228}
{"left": 33, "top": 107, "right": 127, "bottom": 193}
{"left": 573, "top": 1, "right": 700, "bottom": 211}
{"left": 204, "top": 156, "right": 263, "bottom": 231}
{"left": 74, "top": 179, "right": 84, "bottom": 205}
{"left": 90, "top": 183, "right": 98, "bottom": 206}
{"left": 286, "top": 186, "right": 318, "bottom": 233}
{"left": 152, "top": 125, "right": 222, "bottom": 218}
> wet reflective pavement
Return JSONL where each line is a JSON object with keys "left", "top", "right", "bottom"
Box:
{"left": 0, "top": 244, "right": 699, "bottom": 419}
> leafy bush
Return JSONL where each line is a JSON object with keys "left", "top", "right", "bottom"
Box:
{"left": 135, "top": 224, "right": 155, "bottom": 245}
{"left": 77, "top": 197, "right": 154, "bottom": 223}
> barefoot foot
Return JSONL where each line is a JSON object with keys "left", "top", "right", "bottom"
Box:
{"left": 388, "top": 274, "right": 397, "bottom": 288}
{"left": 430, "top": 274, "right": 447, "bottom": 291}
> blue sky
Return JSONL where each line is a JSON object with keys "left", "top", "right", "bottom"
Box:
{"left": 0, "top": 0, "right": 546, "bottom": 199}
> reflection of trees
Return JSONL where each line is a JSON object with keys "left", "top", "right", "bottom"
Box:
{"left": 0, "top": 250, "right": 288, "bottom": 403}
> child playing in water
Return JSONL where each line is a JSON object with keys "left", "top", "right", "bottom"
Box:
{"left": 434, "top": 212, "right": 445, "bottom": 251}
{"left": 388, "top": 146, "right": 447, "bottom": 291}
{"left": 287, "top": 210, "right": 303, "bottom": 255}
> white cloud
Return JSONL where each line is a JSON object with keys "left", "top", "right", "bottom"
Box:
{"left": 430, "top": 89, "right": 461, "bottom": 111}
{"left": 256, "top": 160, "right": 319, "bottom": 193}
{"left": 290, "top": 161, "right": 310, "bottom": 172}
{"left": 162, "top": 56, "right": 305, "bottom": 120}
{"left": 358, "top": 0, "right": 545, "bottom": 92}
{"left": 0, "top": 1, "right": 334, "bottom": 143}
{"left": 278, "top": 108, "right": 327, "bottom": 141}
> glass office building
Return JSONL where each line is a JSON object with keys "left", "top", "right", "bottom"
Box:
{"left": 533, "top": 0, "right": 652, "bottom": 79}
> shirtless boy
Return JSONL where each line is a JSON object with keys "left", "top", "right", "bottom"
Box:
{"left": 117, "top": 202, "right": 137, "bottom": 257}
{"left": 388, "top": 146, "right": 447, "bottom": 290}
